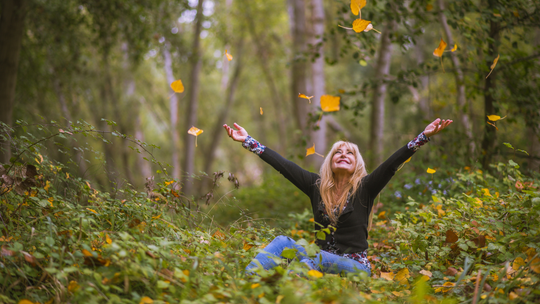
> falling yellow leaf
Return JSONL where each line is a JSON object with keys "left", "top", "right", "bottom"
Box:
{"left": 451, "top": 44, "right": 458, "bottom": 52}
{"left": 350, "top": 0, "right": 366, "bottom": 16}
{"left": 427, "top": 168, "right": 436, "bottom": 174}
{"left": 487, "top": 121, "right": 498, "bottom": 130}
{"left": 308, "top": 270, "right": 323, "bottom": 278}
{"left": 251, "top": 283, "right": 261, "bottom": 289}
{"left": 187, "top": 126, "right": 203, "bottom": 147}
{"left": 139, "top": 296, "right": 153, "bottom": 304}
{"left": 320, "top": 95, "right": 340, "bottom": 112}
{"left": 68, "top": 280, "right": 80, "bottom": 292}
{"left": 298, "top": 93, "right": 313, "bottom": 103}
{"left": 260, "top": 107, "right": 263, "bottom": 115}
{"left": 433, "top": 39, "right": 447, "bottom": 57}
{"left": 352, "top": 19, "right": 371, "bottom": 33}
{"left": 486, "top": 54, "right": 500, "bottom": 79}
{"left": 380, "top": 272, "right": 395, "bottom": 281}
{"left": 170, "top": 80, "right": 184, "bottom": 93}
{"left": 225, "top": 49, "right": 233, "bottom": 61}
{"left": 106, "top": 234, "right": 112, "bottom": 245}
{"left": 487, "top": 115, "right": 506, "bottom": 121}
{"left": 306, "top": 144, "right": 324, "bottom": 158}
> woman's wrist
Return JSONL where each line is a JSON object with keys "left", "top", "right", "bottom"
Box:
{"left": 407, "top": 131, "right": 430, "bottom": 151}
{"left": 242, "top": 136, "right": 266, "bottom": 155}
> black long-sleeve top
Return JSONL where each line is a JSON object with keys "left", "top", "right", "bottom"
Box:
{"left": 257, "top": 141, "right": 421, "bottom": 254}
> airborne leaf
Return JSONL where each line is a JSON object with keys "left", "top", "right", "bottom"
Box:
{"left": 170, "top": 80, "right": 184, "bottom": 93}
{"left": 298, "top": 93, "right": 313, "bottom": 103}
{"left": 426, "top": 168, "right": 436, "bottom": 174}
{"left": 260, "top": 107, "right": 263, "bottom": 115}
{"left": 352, "top": 19, "right": 371, "bottom": 33}
{"left": 486, "top": 54, "right": 500, "bottom": 79}
{"left": 225, "top": 49, "right": 233, "bottom": 61}
{"left": 451, "top": 44, "right": 458, "bottom": 52}
{"left": 350, "top": 0, "right": 366, "bottom": 16}
{"left": 306, "top": 144, "right": 324, "bottom": 158}
{"left": 487, "top": 115, "right": 505, "bottom": 121}
{"left": 187, "top": 126, "right": 203, "bottom": 147}
{"left": 433, "top": 39, "right": 447, "bottom": 57}
{"left": 320, "top": 95, "right": 340, "bottom": 112}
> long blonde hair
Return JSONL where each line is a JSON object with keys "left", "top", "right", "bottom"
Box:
{"left": 318, "top": 141, "right": 368, "bottom": 225}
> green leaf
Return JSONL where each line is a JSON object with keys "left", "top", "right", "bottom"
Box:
{"left": 516, "top": 149, "right": 529, "bottom": 155}
{"left": 508, "top": 160, "right": 519, "bottom": 168}
{"left": 316, "top": 230, "right": 326, "bottom": 240}
{"left": 281, "top": 248, "right": 297, "bottom": 259}
{"left": 503, "top": 142, "right": 514, "bottom": 149}
{"left": 157, "top": 280, "right": 170, "bottom": 289}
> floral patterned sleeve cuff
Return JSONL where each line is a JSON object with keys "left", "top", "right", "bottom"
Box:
{"left": 407, "top": 132, "right": 430, "bottom": 151}
{"left": 242, "top": 136, "right": 266, "bottom": 155}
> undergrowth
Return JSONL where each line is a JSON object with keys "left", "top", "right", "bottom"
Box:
{"left": 1, "top": 123, "right": 539, "bottom": 304}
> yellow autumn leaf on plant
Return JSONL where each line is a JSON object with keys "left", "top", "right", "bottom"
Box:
{"left": 139, "top": 296, "right": 153, "bottom": 304}
{"left": 48, "top": 197, "right": 54, "bottom": 207}
{"left": 170, "top": 80, "right": 184, "bottom": 93}
{"left": 18, "top": 300, "right": 35, "bottom": 304}
{"left": 308, "top": 269, "right": 323, "bottom": 278}
{"left": 243, "top": 241, "right": 253, "bottom": 251}
{"left": 187, "top": 126, "right": 203, "bottom": 147}
{"left": 427, "top": 168, "right": 436, "bottom": 174}
{"left": 68, "top": 280, "right": 80, "bottom": 292}
{"left": 350, "top": 0, "right": 366, "bottom": 16}
{"left": 106, "top": 234, "right": 112, "bottom": 244}
{"left": 394, "top": 268, "right": 410, "bottom": 285}
{"left": 82, "top": 249, "right": 93, "bottom": 257}
{"left": 482, "top": 188, "right": 492, "bottom": 197}
{"left": 87, "top": 208, "right": 98, "bottom": 214}
{"left": 530, "top": 258, "right": 540, "bottom": 273}
{"left": 451, "top": 44, "right": 458, "bottom": 52}
{"left": 298, "top": 93, "right": 313, "bottom": 103}
{"left": 380, "top": 272, "right": 394, "bottom": 281}
{"left": 260, "top": 107, "right": 263, "bottom": 115}
{"left": 321, "top": 95, "right": 340, "bottom": 112}
{"left": 512, "top": 257, "right": 526, "bottom": 271}
{"left": 486, "top": 54, "right": 500, "bottom": 79}
{"left": 426, "top": 4, "right": 433, "bottom": 11}
{"left": 251, "top": 283, "right": 261, "bottom": 289}
{"left": 433, "top": 39, "right": 447, "bottom": 57}
{"left": 306, "top": 144, "right": 324, "bottom": 158}
{"left": 44, "top": 180, "right": 51, "bottom": 192}
{"left": 225, "top": 49, "right": 233, "bottom": 61}
{"left": 353, "top": 19, "right": 371, "bottom": 33}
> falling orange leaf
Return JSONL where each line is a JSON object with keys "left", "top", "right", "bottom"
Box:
{"left": 225, "top": 49, "right": 233, "bottom": 61}
{"left": 487, "top": 121, "right": 498, "bottom": 130}
{"left": 260, "top": 107, "right": 263, "bottom": 115}
{"left": 451, "top": 44, "right": 458, "bottom": 52}
{"left": 306, "top": 144, "right": 324, "bottom": 158}
{"left": 433, "top": 39, "right": 447, "bottom": 57}
{"left": 298, "top": 93, "right": 313, "bottom": 103}
{"left": 320, "top": 95, "right": 340, "bottom": 112}
{"left": 350, "top": 0, "right": 366, "bottom": 16}
{"left": 486, "top": 54, "right": 499, "bottom": 79}
{"left": 170, "top": 80, "right": 184, "bottom": 93}
{"left": 427, "top": 168, "right": 436, "bottom": 174}
{"left": 187, "top": 126, "right": 203, "bottom": 147}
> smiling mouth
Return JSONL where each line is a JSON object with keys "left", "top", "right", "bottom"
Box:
{"left": 337, "top": 160, "right": 349, "bottom": 164}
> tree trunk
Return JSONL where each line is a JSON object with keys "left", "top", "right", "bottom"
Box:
{"left": 438, "top": 0, "right": 475, "bottom": 157}
{"left": 410, "top": 36, "right": 430, "bottom": 121}
{"left": 162, "top": 41, "right": 181, "bottom": 181}
{"left": 202, "top": 37, "right": 245, "bottom": 180}
{"left": 135, "top": 114, "right": 152, "bottom": 180}
{"left": 480, "top": 9, "right": 500, "bottom": 169}
{"left": 288, "top": 0, "right": 309, "bottom": 131}
{"left": 310, "top": 0, "right": 327, "bottom": 168}
{"left": 369, "top": 21, "right": 395, "bottom": 167}
{"left": 0, "top": 0, "right": 27, "bottom": 163}
{"left": 183, "top": 0, "right": 205, "bottom": 196}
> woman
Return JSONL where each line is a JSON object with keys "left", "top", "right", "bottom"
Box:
{"left": 223, "top": 118, "right": 452, "bottom": 276}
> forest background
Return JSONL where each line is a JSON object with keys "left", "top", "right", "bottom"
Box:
{"left": 1, "top": 0, "right": 540, "bottom": 303}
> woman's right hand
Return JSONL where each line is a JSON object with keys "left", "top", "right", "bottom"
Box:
{"left": 223, "top": 123, "right": 248, "bottom": 143}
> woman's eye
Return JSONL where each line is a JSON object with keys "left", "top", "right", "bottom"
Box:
{"left": 347, "top": 152, "right": 353, "bottom": 155}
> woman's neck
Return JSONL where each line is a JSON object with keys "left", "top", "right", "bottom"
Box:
{"left": 333, "top": 175, "right": 351, "bottom": 196}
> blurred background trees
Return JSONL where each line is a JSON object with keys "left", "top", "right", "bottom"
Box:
{"left": 1, "top": 0, "right": 539, "bottom": 221}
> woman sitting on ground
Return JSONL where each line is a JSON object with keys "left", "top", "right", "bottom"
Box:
{"left": 223, "top": 118, "right": 452, "bottom": 276}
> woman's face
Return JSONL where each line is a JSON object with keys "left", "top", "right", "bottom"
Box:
{"left": 331, "top": 144, "right": 356, "bottom": 176}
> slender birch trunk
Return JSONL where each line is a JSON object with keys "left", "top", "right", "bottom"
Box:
{"left": 183, "top": 0, "right": 205, "bottom": 195}
{"left": 369, "top": 21, "right": 395, "bottom": 167}
{"left": 162, "top": 41, "right": 181, "bottom": 181}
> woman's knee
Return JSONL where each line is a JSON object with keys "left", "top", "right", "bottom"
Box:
{"left": 272, "top": 235, "right": 295, "bottom": 245}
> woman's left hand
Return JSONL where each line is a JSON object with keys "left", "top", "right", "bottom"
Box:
{"left": 423, "top": 118, "right": 453, "bottom": 138}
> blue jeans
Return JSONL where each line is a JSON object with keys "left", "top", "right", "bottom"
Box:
{"left": 245, "top": 235, "right": 371, "bottom": 276}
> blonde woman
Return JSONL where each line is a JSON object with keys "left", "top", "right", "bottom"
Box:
{"left": 223, "top": 118, "right": 452, "bottom": 276}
